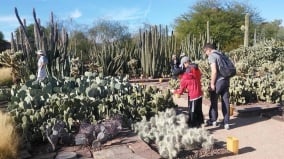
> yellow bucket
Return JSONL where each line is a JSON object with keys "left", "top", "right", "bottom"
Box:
{"left": 230, "top": 105, "right": 234, "bottom": 116}
{"left": 227, "top": 136, "right": 239, "bottom": 154}
{"left": 159, "top": 78, "right": 163, "bottom": 83}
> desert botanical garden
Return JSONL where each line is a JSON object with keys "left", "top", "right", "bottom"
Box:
{"left": 0, "top": 7, "right": 283, "bottom": 159}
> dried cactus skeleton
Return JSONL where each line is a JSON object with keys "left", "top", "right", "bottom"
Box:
{"left": 45, "top": 117, "right": 122, "bottom": 151}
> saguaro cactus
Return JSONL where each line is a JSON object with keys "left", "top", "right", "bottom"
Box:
{"left": 206, "top": 21, "right": 210, "bottom": 43}
{"left": 244, "top": 13, "right": 250, "bottom": 47}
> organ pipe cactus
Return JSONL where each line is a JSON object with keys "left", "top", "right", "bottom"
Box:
{"left": 139, "top": 25, "right": 176, "bottom": 78}
{"left": 180, "top": 33, "right": 207, "bottom": 61}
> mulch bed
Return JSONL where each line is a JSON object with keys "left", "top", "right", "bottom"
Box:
{"left": 177, "top": 143, "right": 232, "bottom": 159}
{"left": 147, "top": 142, "right": 232, "bottom": 159}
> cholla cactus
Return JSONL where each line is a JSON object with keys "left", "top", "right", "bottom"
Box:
{"left": 70, "top": 57, "right": 82, "bottom": 78}
{"left": 168, "top": 78, "right": 180, "bottom": 90}
{"left": 133, "top": 108, "right": 214, "bottom": 159}
{"left": 0, "top": 50, "right": 29, "bottom": 83}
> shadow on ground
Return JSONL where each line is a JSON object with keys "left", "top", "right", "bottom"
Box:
{"left": 238, "top": 146, "right": 256, "bottom": 154}
{"left": 175, "top": 101, "right": 282, "bottom": 132}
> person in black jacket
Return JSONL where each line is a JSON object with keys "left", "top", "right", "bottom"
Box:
{"left": 172, "top": 54, "right": 200, "bottom": 80}
{"left": 170, "top": 54, "right": 180, "bottom": 79}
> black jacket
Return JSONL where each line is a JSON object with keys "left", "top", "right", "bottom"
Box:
{"left": 170, "top": 59, "right": 180, "bottom": 70}
{"left": 172, "top": 63, "right": 199, "bottom": 76}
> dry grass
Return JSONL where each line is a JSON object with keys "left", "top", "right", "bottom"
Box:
{"left": 0, "top": 111, "right": 19, "bottom": 159}
{"left": 0, "top": 67, "right": 13, "bottom": 86}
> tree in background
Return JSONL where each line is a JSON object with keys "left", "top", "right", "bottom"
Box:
{"left": 69, "top": 30, "right": 93, "bottom": 62}
{"left": 174, "top": 0, "right": 262, "bottom": 51}
{"left": 257, "top": 20, "right": 283, "bottom": 40}
{"left": 0, "top": 31, "right": 11, "bottom": 52}
{"left": 13, "top": 24, "right": 47, "bottom": 51}
{"left": 0, "top": 31, "right": 4, "bottom": 41}
{"left": 277, "top": 26, "right": 284, "bottom": 41}
{"left": 88, "top": 19, "right": 131, "bottom": 43}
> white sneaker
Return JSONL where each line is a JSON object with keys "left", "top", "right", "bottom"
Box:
{"left": 212, "top": 121, "right": 218, "bottom": 127}
{"left": 224, "top": 124, "right": 230, "bottom": 130}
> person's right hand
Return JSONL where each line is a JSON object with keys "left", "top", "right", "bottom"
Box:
{"left": 210, "top": 83, "right": 216, "bottom": 91}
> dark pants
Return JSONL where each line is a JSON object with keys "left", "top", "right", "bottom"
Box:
{"left": 209, "top": 79, "right": 230, "bottom": 124}
{"left": 188, "top": 97, "right": 204, "bottom": 128}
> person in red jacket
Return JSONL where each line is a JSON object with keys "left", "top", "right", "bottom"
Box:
{"left": 174, "top": 56, "right": 204, "bottom": 128}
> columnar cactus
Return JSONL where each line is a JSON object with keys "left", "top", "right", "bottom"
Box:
{"left": 10, "top": 8, "right": 71, "bottom": 81}
{"left": 244, "top": 13, "right": 250, "bottom": 47}
{"left": 139, "top": 25, "right": 176, "bottom": 78}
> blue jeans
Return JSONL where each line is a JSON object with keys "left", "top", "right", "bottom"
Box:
{"left": 209, "top": 79, "right": 230, "bottom": 124}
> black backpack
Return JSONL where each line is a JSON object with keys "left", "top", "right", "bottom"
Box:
{"left": 213, "top": 51, "right": 236, "bottom": 78}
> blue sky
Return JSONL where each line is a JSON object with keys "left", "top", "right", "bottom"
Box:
{"left": 0, "top": 0, "right": 283, "bottom": 41}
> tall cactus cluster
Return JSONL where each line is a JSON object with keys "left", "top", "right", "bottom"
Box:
{"left": 8, "top": 8, "right": 70, "bottom": 81}
{"left": 133, "top": 108, "right": 213, "bottom": 159}
{"left": 180, "top": 33, "right": 207, "bottom": 61}
{"left": 7, "top": 73, "right": 176, "bottom": 147}
{"left": 0, "top": 8, "right": 194, "bottom": 80}
{"left": 139, "top": 25, "right": 176, "bottom": 78}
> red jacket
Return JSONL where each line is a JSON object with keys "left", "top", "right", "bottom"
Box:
{"left": 174, "top": 67, "right": 203, "bottom": 101}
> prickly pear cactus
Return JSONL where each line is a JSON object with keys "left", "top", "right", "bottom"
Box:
{"left": 197, "top": 40, "right": 284, "bottom": 105}
{"left": 8, "top": 72, "right": 177, "bottom": 148}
